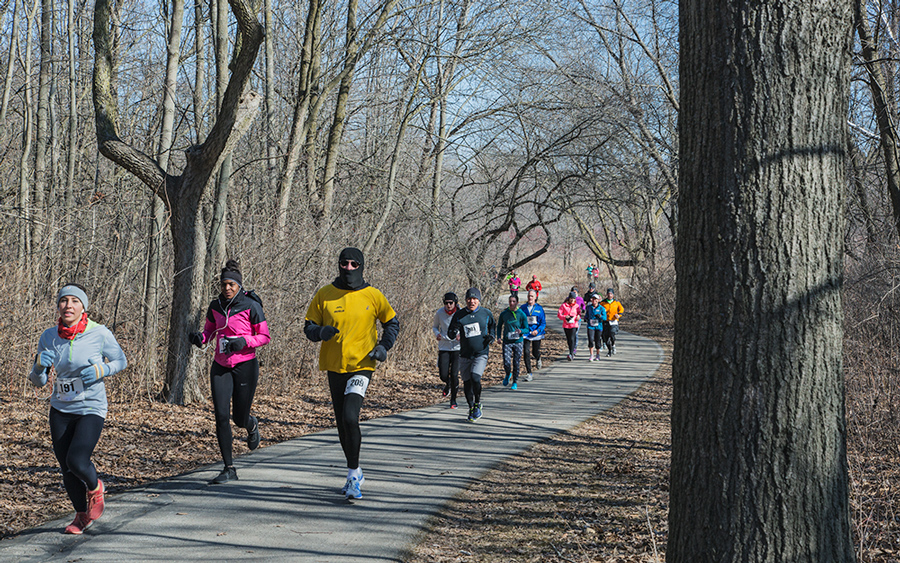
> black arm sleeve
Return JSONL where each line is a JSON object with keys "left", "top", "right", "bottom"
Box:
{"left": 447, "top": 310, "right": 461, "bottom": 340}
{"left": 379, "top": 315, "right": 400, "bottom": 351}
{"left": 304, "top": 319, "right": 322, "bottom": 342}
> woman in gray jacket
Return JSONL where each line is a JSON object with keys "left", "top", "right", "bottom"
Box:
{"left": 29, "top": 284, "right": 128, "bottom": 534}
{"left": 432, "top": 292, "right": 461, "bottom": 409}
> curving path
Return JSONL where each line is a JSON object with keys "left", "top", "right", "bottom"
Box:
{"left": 0, "top": 315, "right": 661, "bottom": 562}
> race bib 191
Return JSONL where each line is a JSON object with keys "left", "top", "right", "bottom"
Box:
{"left": 345, "top": 374, "right": 370, "bottom": 397}
{"left": 464, "top": 322, "right": 482, "bottom": 338}
{"left": 527, "top": 316, "right": 537, "bottom": 325}
{"left": 55, "top": 377, "right": 85, "bottom": 402}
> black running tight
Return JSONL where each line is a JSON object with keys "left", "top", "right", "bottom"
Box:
{"left": 564, "top": 327, "right": 577, "bottom": 354}
{"left": 50, "top": 408, "right": 104, "bottom": 513}
{"left": 523, "top": 339, "right": 541, "bottom": 373}
{"left": 437, "top": 350, "right": 459, "bottom": 401}
{"left": 211, "top": 358, "right": 259, "bottom": 467}
{"left": 328, "top": 370, "right": 371, "bottom": 469}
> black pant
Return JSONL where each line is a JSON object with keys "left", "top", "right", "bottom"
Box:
{"left": 437, "top": 350, "right": 459, "bottom": 401}
{"left": 523, "top": 339, "right": 541, "bottom": 373}
{"left": 587, "top": 329, "right": 602, "bottom": 349}
{"left": 50, "top": 408, "right": 104, "bottom": 513}
{"left": 211, "top": 357, "right": 259, "bottom": 466}
{"left": 564, "top": 327, "right": 577, "bottom": 354}
{"left": 328, "top": 370, "right": 371, "bottom": 469}
{"left": 602, "top": 322, "right": 619, "bottom": 351}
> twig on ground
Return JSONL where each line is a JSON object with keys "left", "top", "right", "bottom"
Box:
{"left": 550, "top": 542, "right": 578, "bottom": 563}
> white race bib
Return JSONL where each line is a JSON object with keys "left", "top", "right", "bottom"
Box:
{"left": 464, "top": 322, "right": 482, "bottom": 338}
{"left": 527, "top": 316, "right": 537, "bottom": 325}
{"left": 345, "top": 374, "right": 370, "bottom": 397}
{"left": 218, "top": 337, "right": 228, "bottom": 354}
{"left": 609, "top": 320, "right": 619, "bottom": 326}
{"left": 589, "top": 319, "right": 599, "bottom": 327}
{"left": 507, "top": 329, "right": 521, "bottom": 340}
{"left": 55, "top": 377, "right": 85, "bottom": 402}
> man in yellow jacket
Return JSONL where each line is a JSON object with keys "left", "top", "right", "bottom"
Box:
{"left": 305, "top": 247, "right": 400, "bottom": 500}
{"left": 600, "top": 288, "right": 624, "bottom": 356}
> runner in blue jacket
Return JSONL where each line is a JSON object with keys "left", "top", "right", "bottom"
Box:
{"left": 521, "top": 290, "right": 546, "bottom": 380}
{"left": 584, "top": 293, "right": 608, "bottom": 361}
{"left": 29, "top": 284, "right": 128, "bottom": 535}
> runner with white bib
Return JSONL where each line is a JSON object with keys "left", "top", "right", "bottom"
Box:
{"left": 304, "top": 247, "right": 399, "bottom": 500}
{"left": 584, "top": 293, "right": 608, "bottom": 361}
{"left": 600, "top": 288, "right": 624, "bottom": 356}
{"left": 189, "top": 260, "right": 270, "bottom": 485}
{"left": 521, "top": 290, "right": 546, "bottom": 379}
{"left": 28, "top": 283, "right": 128, "bottom": 534}
{"left": 447, "top": 288, "right": 495, "bottom": 422}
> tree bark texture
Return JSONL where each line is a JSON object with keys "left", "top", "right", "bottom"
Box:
{"left": 670, "top": 1, "right": 855, "bottom": 561}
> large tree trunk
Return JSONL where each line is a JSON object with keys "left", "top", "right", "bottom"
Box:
{"left": 144, "top": 0, "right": 184, "bottom": 375}
{"left": 275, "top": 0, "right": 320, "bottom": 236}
{"left": 33, "top": 0, "right": 51, "bottom": 257}
{"left": 92, "top": 0, "right": 264, "bottom": 404}
{"left": 669, "top": 1, "right": 855, "bottom": 561}
{"left": 0, "top": 0, "right": 19, "bottom": 147}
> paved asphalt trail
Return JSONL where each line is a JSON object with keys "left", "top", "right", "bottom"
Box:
{"left": 1, "top": 315, "right": 662, "bottom": 562}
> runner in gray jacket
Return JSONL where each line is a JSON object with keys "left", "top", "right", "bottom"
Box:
{"left": 29, "top": 284, "right": 128, "bottom": 535}
{"left": 432, "top": 292, "right": 461, "bottom": 408}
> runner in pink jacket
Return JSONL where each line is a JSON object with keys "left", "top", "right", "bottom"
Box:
{"left": 557, "top": 293, "right": 582, "bottom": 360}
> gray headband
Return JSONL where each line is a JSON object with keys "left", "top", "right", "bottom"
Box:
{"left": 57, "top": 285, "right": 89, "bottom": 311}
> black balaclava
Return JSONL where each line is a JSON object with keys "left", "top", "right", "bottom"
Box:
{"left": 333, "top": 247, "right": 368, "bottom": 290}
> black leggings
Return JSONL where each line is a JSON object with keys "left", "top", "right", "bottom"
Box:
{"left": 328, "top": 370, "right": 371, "bottom": 469}
{"left": 564, "top": 327, "right": 577, "bottom": 354}
{"left": 50, "top": 408, "right": 104, "bottom": 513}
{"left": 603, "top": 323, "right": 619, "bottom": 350}
{"left": 437, "top": 350, "right": 459, "bottom": 401}
{"left": 211, "top": 357, "right": 259, "bottom": 467}
{"left": 587, "top": 329, "right": 602, "bottom": 349}
{"left": 523, "top": 339, "right": 541, "bottom": 373}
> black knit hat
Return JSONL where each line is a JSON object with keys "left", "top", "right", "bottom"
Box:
{"left": 443, "top": 292, "right": 458, "bottom": 303}
{"left": 465, "top": 287, "right": 482, "bottom": 300}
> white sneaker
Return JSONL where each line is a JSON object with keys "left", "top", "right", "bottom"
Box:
{"left": 525, "top": 373, "right": 533, "bottom": 382}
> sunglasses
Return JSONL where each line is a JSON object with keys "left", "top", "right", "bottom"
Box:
{"left": 340, "top": 260, "right": 360, "bottom": 268}
{"left": 444, "top": 301, "right": 455, "bottom": 305}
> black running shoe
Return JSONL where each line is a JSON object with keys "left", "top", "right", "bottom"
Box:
{"left": 210, "top": 466, "right": 238, "bottom": 484}
{"left": 247, "top": 416, "right": 260, "bottom": 450}
{"left": 442, "top": 384, "right": 449, "bottom": 397}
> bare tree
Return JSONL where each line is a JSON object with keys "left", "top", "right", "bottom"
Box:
{"left": 669, "top": 0, "right": 855, "bottom": 560}
{"left": 92, "top": 0, "right": 264, "bottom": 404}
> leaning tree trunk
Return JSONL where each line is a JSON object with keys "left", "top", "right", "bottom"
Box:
{"left": 669, "top": 1, "right": 855, "bottom": 561}
{"left": 92, "top": 0, "right": 264, "bottom": 404}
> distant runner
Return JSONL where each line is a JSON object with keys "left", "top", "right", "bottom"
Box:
{"left": 508, "top": 271, "right": 521, "bottom": 300}
{"left": 558, "top": 292, "right": 583, "bottom": 361}
{"left": 189, "top": 260, "right": 270, "bottom": 485}
{"left": 600, "top": 288, "right": 624, "bottom": 356}
{"left": 497, "top": 295, "right": 528, "bottom": 390}
{"left": 570, "top": 286, "right": 586, "bottom": 355}
{"left": 584, "top": 293, "right": 608, "bottom": 361}
{"left": 305, "top": 248, "right": 400, "bottom": 500}
{"left": 432, "top": 292, "right": 461, "bottom": 409}
{"left": 28, "top": 283, "right": 128, "bottom": 534}
{"left": 521, "top": 290, "right": 546, "bottom": 379}
{"left": 447, "top": 288, "right": 495, "bottom": 422}
{"left": 525, "top": 275, "right": 542, "bottom": 301}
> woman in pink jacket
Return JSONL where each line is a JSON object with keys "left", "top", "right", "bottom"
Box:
{"left": 189, "top": 260, "right": 271, "bottom": 484}
{"left": 557, "top": 292, "right": 582, "bottom": 361}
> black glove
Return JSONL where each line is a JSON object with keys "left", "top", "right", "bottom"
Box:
{"left": 485, "top": 334, "right": 495, "bottom": 346}
{"left": 320, "top": 325, "right": 339, "bottom": 341}
{"left": 368, "top": 344, "right": 387, "bottom": 362}
{"left": 223, "top": 337, "right": 247, "bottom": 353}
{"left": 189, "top": 332, "right": 203, "bottom": 348}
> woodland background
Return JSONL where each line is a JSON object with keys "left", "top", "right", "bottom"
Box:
{"left": 0, "top": 0, "right": 898, "bottom": 557}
